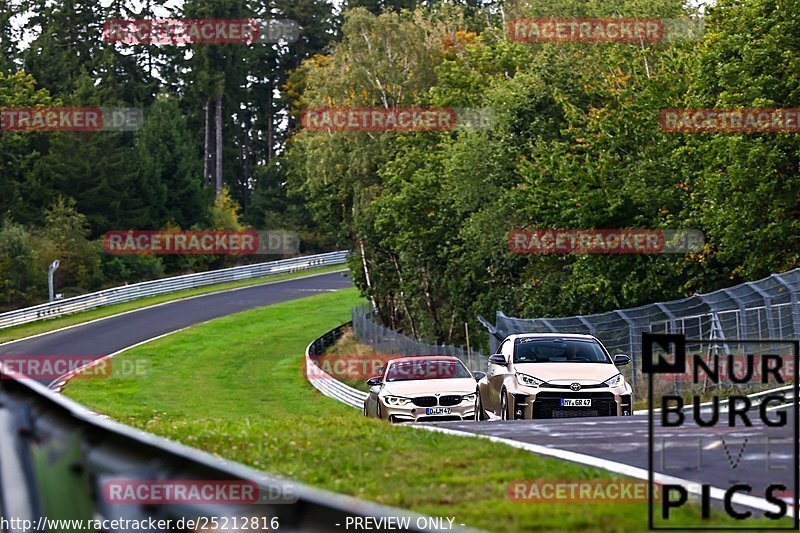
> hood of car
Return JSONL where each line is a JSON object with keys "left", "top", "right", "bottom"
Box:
{"left": 514, "top": 363, "right": 620, "bottom": 385}
{"left": 382, "top": 378, "right": 476, "bottom": 396}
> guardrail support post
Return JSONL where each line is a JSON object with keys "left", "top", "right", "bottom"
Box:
{"left": 48, "top": 260, "right": 60, "bottom": 302}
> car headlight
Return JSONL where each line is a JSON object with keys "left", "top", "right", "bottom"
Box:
{"left": 462, "top": 393, "right": 477, "bottom": 403}
{"left": 516, "top": 373, "right": 545, "bottom": 388}
{"left": 603, "top": 374, "right": 624, "bottom": 387}
{"left": 384, "top": 395, "right": 411, "bottom": 406}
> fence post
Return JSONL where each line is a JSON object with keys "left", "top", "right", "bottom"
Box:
{"left": 773, "top": 273, "right": 800, "bottom": 340}
{"left": 616, "top": 310, "right": 638, "bottom": 392}
{"left": 369, "top": 313, "right": 378, "bottom": 350}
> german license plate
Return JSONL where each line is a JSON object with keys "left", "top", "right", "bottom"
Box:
{"left": 425, "top": 407, "right": 452, "bottom": 415}
{"left": 561, "top": 398, "right": 591, "bottom": 407}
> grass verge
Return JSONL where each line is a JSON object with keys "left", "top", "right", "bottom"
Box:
{"left": 64, "top": 290, "right": 786, "bottom": 532}
{"left": 0, "top": 264, "right": 346, "bottom": 345}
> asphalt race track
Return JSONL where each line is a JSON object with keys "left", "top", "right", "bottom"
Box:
{"left": 432, "top": 414, "right": 796, "bottom": 507}
{"left": 2, "top": 271, "right": 794, "bottom": 522}
{"left": 0, "top": 270, "right": 353, "bottom": 384}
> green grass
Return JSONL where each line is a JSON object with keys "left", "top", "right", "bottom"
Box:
{"left": 64, "top": 290, "right": 788, "bottom": 532}
{"left": 0, "top": 264, "right": 346, "bottom": 345}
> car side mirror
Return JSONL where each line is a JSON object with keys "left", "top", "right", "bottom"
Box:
{"left": 614, "top": 354, "right": 631, "bottom": 366}
{"left": 473, "top": 371, "right": 486, "bottom": 381}
{"left": 366, "top": 376, "right": 382, "bottom": 386}
{"left": 488, "top": 354, "right": 507, "bottom": 366}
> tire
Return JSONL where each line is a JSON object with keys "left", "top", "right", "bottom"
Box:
{"left": 475, "top": 390, "right": 487, "bottom": 421}
{"left": 377, "top": 401, "right": 383, "bottom": 420}
{"left": 501, "top": 388, "right": 510, "bottom": 420}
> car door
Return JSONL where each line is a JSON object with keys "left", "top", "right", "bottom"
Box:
{"left": 487, "top": 340, "right": 513, "bottom": 413}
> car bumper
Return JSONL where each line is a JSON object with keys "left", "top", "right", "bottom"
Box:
{"left": 507, "top": 386, "right": 633, "bottom": 420}
{"left": 381, "top": 402, "right": 476, "bottom": 423}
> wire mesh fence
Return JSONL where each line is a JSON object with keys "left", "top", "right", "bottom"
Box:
{"left": 481, "top": 268, "right": 800, "bottom": 393}
{"left": 352, "top": 304, "right": 488, "bottom": 372}
{"left": 350, "top": 269, "right": 800, "bottom": 397}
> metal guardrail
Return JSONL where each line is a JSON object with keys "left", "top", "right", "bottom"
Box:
{"left": 0, "top": 251, "right": 349, "bottom": 330}
{"left": 0, "top": 253, "right": 472, "bottom": 532}
{"left": 306, "top": 322, "right": 369, "bottom": 410}
{"left": 0, "top": 366, "right": 442, "bottom": 532}
{"left": 302, "top": 331, "right": 482, "bottom": 532}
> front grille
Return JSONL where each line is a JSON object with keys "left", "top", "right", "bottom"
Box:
{"left": 533, "top": 391, "right": 617, "bottom": 419}
{"left": 439, "top": 395, "right": 463, "bottom": 406}
{"left": 412, "top": 396, "right": 437, "bottom": 407}
{"left": 552, "top": 408, "right": 600, "bottom": 418}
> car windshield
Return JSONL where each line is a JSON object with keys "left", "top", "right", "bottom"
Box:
{"left": 514, "top": 339, "right": 610, "bottom": 364}
{"left": 385, "top": 360, "right": 472, "bottom": 382}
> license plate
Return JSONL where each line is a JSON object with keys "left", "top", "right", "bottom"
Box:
{"left": 561, "top": 398, "right": 591, "bottom": 407}
{"left": 425, "top": 407, "right": 452, "bottom": 415}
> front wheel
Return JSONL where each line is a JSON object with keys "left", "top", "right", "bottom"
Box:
{"left": 501, "top": 388, "right": 510, "bottom": 420}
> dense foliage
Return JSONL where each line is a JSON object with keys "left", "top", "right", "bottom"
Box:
{"left": 2, "top": 0, "right": 798, "bottom": 348}
{"left": 285, "top": 0, "right": 800, "bottom": 347}
{"left": 0, "top": 0, "right": 343, "bottom": 308}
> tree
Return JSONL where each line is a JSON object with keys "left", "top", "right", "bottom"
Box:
{"left": 676, "top": 0, "right": 800, "bottom": 282}
{"left": 0, "top": 220, "right": 42, "bottom": 308}
{"left": 133, "top": 95, "right": 210, "bottom": 229}
{"left": 286, "top": 0, "right": 709, "bottom": 346}
{"left": 22, "top": 0, "right": 107, "bottom": 99}
{"left": 40, "top": 197, "right": 101, "bottom": 290}
{"left": 0, "top": 0, "right": 20, "bottom": 73}
{"left": 344, "top": 0, "right": 421, "bottom": 15}
{"left": 209, "top": 186, "right": 246, "bottom": 231}
{"left": 0, "top": 71, "right": 58, "bottom": 225}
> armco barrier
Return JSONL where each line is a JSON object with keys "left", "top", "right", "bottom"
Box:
{"left": 306, "top": 322, "right": 369, "bottom": 409}
{"left": 0, "top": 254, "right": 476, "bottom": 531}
{"left": 0, "top": 251, "right": 349, "bottom": 330}
{"left": 304, "top": 329, "right": 492, "bottom": 533}
{"left": 0, "top": 366, "right": 447, "bottom": 532}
